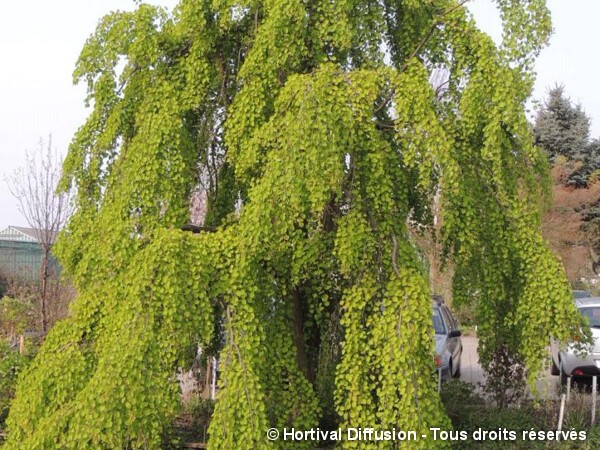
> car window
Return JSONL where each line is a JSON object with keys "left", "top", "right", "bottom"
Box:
{"left": 449, "top": 309, "right": 459, "bottom": 329}
{"left": 580, "top": 307, "right": 600, "bottom": 328}
{"left": 441, "top": 307, "right": 455, "bottom": 331}
{"left": 432, "top": 308, "right": 446, "bottom": 334}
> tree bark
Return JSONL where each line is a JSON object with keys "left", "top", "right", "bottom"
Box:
{"left": 292, "top": 288, "right": 311, "bottom": 381}
{"left": 40, "top": 248, "right": 50, "bottom": 335}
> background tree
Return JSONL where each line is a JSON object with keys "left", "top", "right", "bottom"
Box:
{"left": 541, "top": 160, "right": 600, "bottom": 281}
{"left": 535, "top": 87, "right": 600, "bottom": 280}
{"left": 534, "top": 86, "right": 600, "bottom": 187}
{"left": 3, "top": 1, "right": 582, "bottom": 449}
{"left": 6, "top": 137, "right": 72, "bottom": 334}
{"left": 534, "top": 85, "right": 591, "bottom": 163}
{"left": 566, "top": 138, "right": 600, "bottom": 188}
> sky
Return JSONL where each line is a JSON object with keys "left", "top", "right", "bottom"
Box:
{"left": 0, "top": 0, "right": 599, "bottom": 230}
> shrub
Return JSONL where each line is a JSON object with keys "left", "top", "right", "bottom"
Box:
{"left": 0, "top": 296, "right": 34, "bottom": 339}
{"left": 0, "top": 341, "right": 30, "bottom": 427}
{"left": 175, "top": 396, "right": 215, "bottom": 445}
{"left": 482, "top": 346, "right": 528, "bottom": 408}
{"left": 439, "top": 380, "right": 597, "bottom": 449}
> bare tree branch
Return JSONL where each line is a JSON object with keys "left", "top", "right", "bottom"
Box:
{"left": 5, "top": 136, "right": 73, "bottom": 334}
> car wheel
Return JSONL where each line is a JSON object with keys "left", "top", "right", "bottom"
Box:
{"left": 452, "top": 358, "right": 461, "bottom": 378}
{"left": 551, "top": 358, "right": 559, "bottom": 376}
{"left": 560, "top": 361, "right": 569, "bottom": 386}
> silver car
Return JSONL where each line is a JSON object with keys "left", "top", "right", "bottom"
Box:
{"left": 551, "top": 297, "right": 600, "bottom": 385}
{"left": 432, "top": 298, "right": 463, "bottom": 379}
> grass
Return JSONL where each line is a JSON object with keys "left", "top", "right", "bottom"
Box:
{"left": 440, "top": 379, "right": 600, "bottom": 449}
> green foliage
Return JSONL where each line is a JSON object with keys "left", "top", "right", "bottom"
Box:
{"left": 2, "top": 0, "right": 581, "bottom": 449}
{"left": 0, "top": 340, "right": 33, "bottom": 428}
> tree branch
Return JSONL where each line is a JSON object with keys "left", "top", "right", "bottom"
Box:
{"left": 181, "top": 223, "right": 218, "bottom": 233}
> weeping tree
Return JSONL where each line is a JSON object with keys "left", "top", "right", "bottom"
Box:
{"left": 3, "top": 0, "right": 583, "bottom": 449}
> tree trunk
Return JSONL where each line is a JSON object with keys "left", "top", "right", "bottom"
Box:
{"left": 40, "top": 248, "right": 50, "bottom": 335}
{"left": 292, "top": 288, "right": 311, "bottom": 381}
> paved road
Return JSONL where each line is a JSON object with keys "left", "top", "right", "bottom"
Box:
{"left": 459, "top": 335, "right": 485, "bottom": 385}
{"left": 459, "top": 335, "right": 560, "bottom": 398}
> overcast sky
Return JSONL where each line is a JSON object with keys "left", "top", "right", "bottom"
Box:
{"left": 1, "top": 0, "right": 599, "bottom": 230}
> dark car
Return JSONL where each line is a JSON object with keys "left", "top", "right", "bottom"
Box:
{"left": 432, "top": 297, "right": 462, "bottom": 379}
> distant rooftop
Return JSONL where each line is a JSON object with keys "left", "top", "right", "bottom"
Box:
{"left": 0, "top": 226, "right": 58, "bottom": 244}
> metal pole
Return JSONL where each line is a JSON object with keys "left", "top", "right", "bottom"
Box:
{"left": 211, "top": 356, "right": 217, "bottom": 400}
{"left": 557, "top": 393, "right": 566, "bottom": 437}
{"left": 592, "top": 376, "right": 597, "bottom": 427}
{"left": 438, "top": 368, "right": 442, "bottom": 393}
{"left": 567, "top": 375, "right": 571, "bottom": 402}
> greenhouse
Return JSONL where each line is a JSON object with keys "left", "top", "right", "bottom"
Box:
{"left": 0, "top": 226, "right": 58, "bottom": 282}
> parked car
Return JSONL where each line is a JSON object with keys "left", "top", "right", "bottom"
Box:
{"left": 551, "top": 297, "right": 600, "bottom": 385}
{"left": 573, "top": 290, "right": 592, "bottom": 299}
{"left": 432, "top": 296, "right": 462, "bottom": 380}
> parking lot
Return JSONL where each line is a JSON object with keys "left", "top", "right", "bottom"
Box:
{"left": 459, "top": 335, "right": 560, "bottom": 398}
